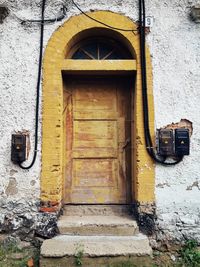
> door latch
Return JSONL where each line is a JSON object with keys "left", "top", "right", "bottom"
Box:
{"left": 122, "top": 138, "right": 131, "bottom": 150}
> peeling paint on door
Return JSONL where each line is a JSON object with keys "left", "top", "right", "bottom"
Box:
{"left": 64, "top": 76, "right": 132, "bottom": 204}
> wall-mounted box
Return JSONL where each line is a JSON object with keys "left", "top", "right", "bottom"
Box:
{"left": 11, "top": 134, "right": 28, "bottom": 163}
{"left": 191, "top": 6, "right": 200, "bottom": 23}
{"left": 175, "top": 129, "right": 190, "bottom": 156}
{"left": 157, "top": 129, "right": 174, "bottom": 156}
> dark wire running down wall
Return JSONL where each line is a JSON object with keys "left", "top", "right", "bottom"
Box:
{"left": 139, "top": 0, "right": 183, "bottom": 165}
{"left": 19, "top": 0, "right": 46, "bottom": 169}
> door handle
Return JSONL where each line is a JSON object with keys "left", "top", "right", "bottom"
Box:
{"left": 122, "top": 138, "right": 131, "bottom": 150}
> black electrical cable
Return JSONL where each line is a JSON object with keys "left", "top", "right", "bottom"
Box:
{"left": 139, "top": 0, "right": 183, "bottom": 165}
{"left": 71, "top": 0, "right": 138, "bottom": 33}
{"left": 19, "top": 0, "right": 46, "bottom": 169}
{"left": 20, "top": 6, "right": 67, "bottom": 25}
{"left": 139, "top": 0, "right": 151, "bottom": 150}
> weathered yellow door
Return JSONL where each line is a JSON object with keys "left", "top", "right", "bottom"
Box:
{"left": 64, "top": 77, "right": 131, "bottom": 204}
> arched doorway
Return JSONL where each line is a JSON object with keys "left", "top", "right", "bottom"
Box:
{"left": 41, "top": 11, "right": 155, "bottom": 210}
{"left": 64, "top": 36, "right": 134, "bottom": 204}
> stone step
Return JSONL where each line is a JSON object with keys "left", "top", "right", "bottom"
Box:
{"left": 63, "top": 204, "right": 132, "bottom": 216}
{"left": 58, "top": 215, "right": 139, "bottom": 236}
{"left": 41, "top": 234, "right": 152, "bottom": 258}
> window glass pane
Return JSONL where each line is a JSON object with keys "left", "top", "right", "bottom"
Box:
{"left": 105, "top": 51, "right": 121, "bottom": 59}
{"left": 72, "top": 49, "right": 91, "bottom": 59}
{"left": 83, "top": 43, "right": 98, "bottom": 59}
{"left": 99, "top": 43, "right": 113, "bottom": 59}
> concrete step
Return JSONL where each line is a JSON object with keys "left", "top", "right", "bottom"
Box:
{"left": 63, "top": 204, "right": 132, "bottom": 216}
{"left": 58, "top": 215, "right": 139, "bottom": 236}
{"left": 41, "top": 234, "right": 152, "bottom": 258}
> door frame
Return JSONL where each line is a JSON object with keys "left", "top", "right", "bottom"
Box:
{"left": 40, "top": 11, "right": 155, "bottom": 212}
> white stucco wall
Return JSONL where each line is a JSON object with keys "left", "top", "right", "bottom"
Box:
{"left": 0, "top": 0, "right": 200, "bottom": 241}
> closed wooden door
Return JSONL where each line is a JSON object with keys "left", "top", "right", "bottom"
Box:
{"left": 64, "top": 76, "right": 132, "bottom": 204}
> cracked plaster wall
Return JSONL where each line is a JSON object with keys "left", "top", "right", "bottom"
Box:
{"left": 0, "top": 0, "right": 200, "bottom": 243}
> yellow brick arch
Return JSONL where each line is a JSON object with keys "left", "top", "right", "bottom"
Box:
{"left": 41, "top": 11, "right": 155, "bottom": 210}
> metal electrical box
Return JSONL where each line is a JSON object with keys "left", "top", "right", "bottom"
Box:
{"left": 11, "top": 134, "right": 27, "bottom": 163}
{"left": 175, "top": 129, "right": 190, "bottom": 156}
{"left": 157, "top": 129, "right": 174, "bottom": 156}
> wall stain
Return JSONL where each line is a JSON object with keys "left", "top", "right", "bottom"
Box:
{"left": 5, "top": 178, "right": 18, "bottom": 196}
{"left": 156, "top": 182, "right": 170, "bottom": 188}
{"left": 30, "top": 180, "right": 36, "bottom": 186}
{"left": 0, "top": 6, "right": 9, "bottom": 23}
{"left": 186, "top": 181, "right": 200, "bottom": 191}
{"left": 10, "top": 169, "right": 18, "bottom": 176}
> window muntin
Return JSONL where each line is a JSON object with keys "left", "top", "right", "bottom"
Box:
{"left": 71, "top": 38, "right": 133, "bottom": 60}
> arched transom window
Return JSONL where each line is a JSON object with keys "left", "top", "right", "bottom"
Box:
{"left": 71, "top": 37, "right": 133, "bottom": 60}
